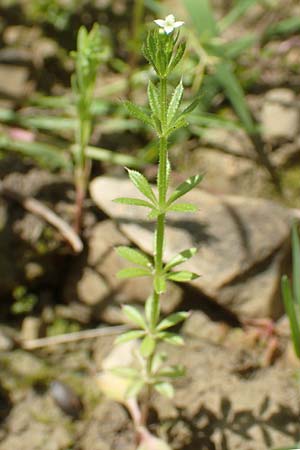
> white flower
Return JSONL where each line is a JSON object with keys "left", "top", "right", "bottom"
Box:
{"left": 154, "top": 14, "right": 184, "bottom": 35}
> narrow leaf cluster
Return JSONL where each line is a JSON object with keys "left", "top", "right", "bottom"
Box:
{"left": 282, "top": 222, "right": 300, "bottom": 358}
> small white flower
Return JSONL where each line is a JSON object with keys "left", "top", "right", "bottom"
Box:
{"left": 154, "top": 14, "right": 184, "bottom": 35}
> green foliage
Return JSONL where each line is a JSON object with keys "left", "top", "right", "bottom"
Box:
{"left": 112, "top": 19, "right": 203, "bottom": 422}
{"left": 11, "top": 286, "right": 38, "bottom": 315}
{"left": 282, "top": 223, "right": 300, "bottom": 359}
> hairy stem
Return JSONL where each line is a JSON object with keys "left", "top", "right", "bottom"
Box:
{"left": 142, "top": 76, "right": 169, "bottom": 426}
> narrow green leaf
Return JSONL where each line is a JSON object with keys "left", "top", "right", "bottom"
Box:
{"left": 140, "top": 335, "right": 156, "bottom": 357}
{"left": 126, "top": 379, "right": 145, "bottom": 398}
{"left": 113, "top": 197, "right": 154, "bottom": 208}
{"left": 167, "top": 174, "right": 204, "bottom": 206}
{"left": 115, "top": 330, "right": 146, "bottom": 344}
{"left": 167, "top": 80, "right": 184, "bottom": 126}
{"left": 213, "top": 62, "right": 255, "bottom": 134}
{"left": 124, "top": 101, "right": 153, "bottom": 126}
{"left": 116, "top": 246, "right": 152, "bottom": 268}
{"left": 147, "top": 208, "right": 160, "bottom": 220}
{"left": 110, "top": 367, "right": 140, "bottom": 378}
{"left": 168, "top": 203, "right": 198, "bottom": 213}
{"left": 167, "top": 117, "right": 189, "bottom": 135}
{"left": 167, "top": 271, "right": 199, "bottom": 282}
{"left": 145, "top": 294, "right": 160, "bottom": 330}
{"left": 152, "top": 351, "right": 167, "bottom": 372}
{"left": 292, "top": 223, "right": 300, "bottom": 307}
{"left": 0, "top": 135, "right": 70, "bottom": 170}
{"left": 154, "top": 381, "right": 174, "bottom": 398}
{"left": 282, "top": 276, "right": 300, "bottom": 359}
{"left": 127, "top": 168, "right": 157, "bottom": 204}
{"left": 122, "top": 305, "right": 147, "bottom": 329}
{"left": 157, "top": 332, "right": 184, "bottom": 346}
{"left": 117, "top": 267, "right": 151, "bottom": 279}
{"left": 158, "top": 365, "right": 185, "bottom": 378}
{"left": 148, "top": 80, "right": 161, "bottom": 119}
{"left": 219, "top": 0, "right": 258, "bottom": 32}
{"left": 183, "top": 0, "right": 218, "bottom": 39}
{"left": 181, "top": 97, "right": 201, "bottom": 116}
{"left": 157, "top": 312, "right": 190, "bottom": 331}
{"left": 263, "top": 16, "right": 300, "bottom": 41}
{"left": 168, "top": 41, "right": 186, "bottom": 73}
{"left": 164, "top": 248, "right": 197, "bottom": 271}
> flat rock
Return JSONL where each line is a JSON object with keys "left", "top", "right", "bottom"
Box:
{"left": 261, "top": 88, "right": 299, "bottom": 142}
{"left": 63, "top": 220, "right": 183, "bottom": 321}
{"left": 90, "top": 176, "right": 291, "bottom": 319}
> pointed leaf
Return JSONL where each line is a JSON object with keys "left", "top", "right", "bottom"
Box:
{"left": 158, "top": 365, "right": 185, "bottom": 378}
{"left": 152, "top": 351, "right": 167, "bottom": 372}
{"left": 140, "top": 335, "right": 156, "bottom": 357}
{"left": 113, "top": 197, "right": 154, "bottom": 208}
{"left": 168, "top": 41, "right": 186, "bottom": 73}
{"left": 164, "top": 248, "right": 197, "bottom": 271}
{"left": 182, "top": 97, "right": 201, "bottom": 115}
{"left": 154, "top": 381, "right": 174, "bottom": 398}
{"left": 127, "top": 169, "right": 157, "bottom": 204}
{"left": 117, "top": 267, "right": 151, "bottom": 279}
{"left": 126, "top": 379, "right": 145, "bottom": 398}
{"left": 292, "top": 222, "right": 300, "bottom": 307}
{"left": 116, "top": 246, "right": 152, "bottom": 268}
{"left": 167, "top": 174, "right": 204, "bottom": 205}
{"left": 115, "top": 330, "right": 146, "bottom": 344}
{"left": 167, "top": 271, "right": 199, "bottom": 282}
{"left": 167, "top": 117, "right": 189, "bottom": 135}
{"left": 111, "top": 367, "right": 140, "bottom": 378}
{"left": 168, "top": 202, "right": 198, "bottom": 213}
{"left": 167, "top": 80, "right": 184, "bottom": 126}
{"left": 122, "top": 305, "right": 147, "bottom": 329}
{"left": 157, "top": 332, "right": 184, "bottom": 346}
{"left": 124, "top": 101, "right": 153, "bottom": 126}
{"left": 157, "top": 312, "right": 190, "bottom": 331}
{"left": 148, "top": 80, "right": 161, "bottom": 119}
{"left": 282, "top": 276, "right": 300, "bottom": 359}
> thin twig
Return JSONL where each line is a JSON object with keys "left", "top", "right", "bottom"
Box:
{"left": 21, "top": 325, "right": 128, "bottom": 349}
{"left": 0, "top": 181, "right": 83, "bottom": 253}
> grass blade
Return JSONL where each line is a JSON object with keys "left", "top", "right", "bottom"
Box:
{"left": 219, "top": 0, "right": 259, "bottom": 32}
{"left": 292, "top": 222, "right": 300, "bottom": 307}
{"left": 282, "top": 275, "right": 300, "bottom": 358}
{"left": 213, "top": 62, "right": 255, "bottom": 133}
{"left": 183, "top": 0, "right": 218, "bottom": 39}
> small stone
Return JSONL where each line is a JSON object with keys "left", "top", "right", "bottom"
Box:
{"left": 0, "top": 330, "right": 14, "bottom": 351}
{"left": 183, "top": 311, "right": 229, "bottom": 344}
{"left": 90, "top": 176, "right": 291, "bottom": 320}
{"left": 77, "top": 268, "right": 110, "bottom": 306}
{"left": 0, "top": 64, "right": 30, "bottom": 98}
{"left": 21, "top": 316, "right": 42, "bottom": 341}
{"left": 261, "top": 89, "right": 299, "bottom": 141}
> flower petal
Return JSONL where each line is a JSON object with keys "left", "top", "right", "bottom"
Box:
{"left": 164, "top": 25, "right": 174, "bottom": 34}
{"left": 165, "top": 14, "right": 175, "bottom": 23}
{"left": 154, "top": 19, "right": 166, "bottom": 27}
{"left": 173, "top": 21, "right": 184, "bottom": 28}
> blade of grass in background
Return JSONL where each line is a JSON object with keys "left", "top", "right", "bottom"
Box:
{"left": 213, "top": 62, "right": 255, "bottom": 133}
{"left": 184, "top": 0, "right": 218, "bottom": 40}
{"left": 292, "top": 223, "right": 300, "bottom": 314}
{"left": 0, "top": 134, "right": 71, "bottom": 170}
{"left": 219, "top": 0, "right": 259, "bottom": 32}
{"left": 263, "top": 16, "right": 300, "bottom": 41}
{"left": 85, "top": 145, "right": 144, "bottom": 168}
